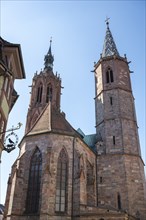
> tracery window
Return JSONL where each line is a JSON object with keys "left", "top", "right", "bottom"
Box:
{"left": 55, "top": 149, "right": 68, "bottom": 213}
{"left": 36, "top": 83, "right": 43, "bottom": 103}
{"left": 106, "top": 68, "right": 114, "bottom": 83}
{"left": 25, "top": 148, "right": 42, "bottom": 214}
{"left": 46, "top": 83, "right": 53, "bottom": 103}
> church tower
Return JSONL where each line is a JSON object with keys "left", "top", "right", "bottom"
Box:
{"left": 25, "top": 39, "right": 62, "bottom": 133}
{"left": 4, "top": 23, "right": 146, "bottom": 220}
{"left": 94, "top": 20, "right": 146, "bottom": 219}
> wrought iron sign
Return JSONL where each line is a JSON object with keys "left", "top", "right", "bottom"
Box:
{"left": 2, "top": 122, "right": 22, "bottom": 153}
{"left": 4, "top": 132, "right": 19, "bottom": 153}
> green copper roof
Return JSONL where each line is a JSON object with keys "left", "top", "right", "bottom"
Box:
{"left": 77, "top": 128, "right": 98, "bottom": 152}
{"left": 83, "top": 134, "right": 97, "bottom": 151}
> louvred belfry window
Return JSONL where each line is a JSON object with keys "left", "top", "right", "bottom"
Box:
{"left": 55, "top": 149, "right": 68, "bottom": 213}
{"left": 25, "top": 148, "right": 42, "bottom": 214}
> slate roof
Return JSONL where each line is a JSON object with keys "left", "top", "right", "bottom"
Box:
{"left": 102, "top": 23, "right": 119, "bottom": 58}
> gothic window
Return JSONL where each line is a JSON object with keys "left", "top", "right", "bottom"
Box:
{"left": 117, "top": 193, "right": 122, "bottom": 210}
{"left": 55, "top": 149, "right": 68, "bottom": 213}
{"left": 46, "top": 83, "right": 53, "bottom": 103}
{"left": 25, "top": 148, "right": 42, "bottom": 214}
{"left": 36, "top": 83, "right": 43, "bottom": 103}
{"left": 106, "top": 68, "right": 114, "bottom": 83}
{"left": 87, "top": 160, "right": 95, "bottom": 206}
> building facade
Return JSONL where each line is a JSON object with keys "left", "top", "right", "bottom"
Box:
{"left": 0, "top": 37, "right": 25, "bottom": 160}
{"left": 4, "top": 24, "right": 146, "bottom": 220}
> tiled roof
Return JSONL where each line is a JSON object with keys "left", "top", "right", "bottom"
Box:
{"left": 27, "top": 102, "right": 76, "bottom": 136}
{"left": 102, "top": 24, "right": 119, "bottom": 57}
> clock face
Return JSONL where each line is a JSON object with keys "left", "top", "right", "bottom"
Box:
{"left": 4, "top": 132, "right": 19, "bottom": 153}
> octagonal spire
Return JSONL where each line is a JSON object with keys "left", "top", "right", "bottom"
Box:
{"left": 102, "top": 19, "right": 119, "bottom": 58}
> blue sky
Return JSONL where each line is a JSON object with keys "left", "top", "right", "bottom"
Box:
{"left": 0, "top": 0, "right": 145, "bottom": 204}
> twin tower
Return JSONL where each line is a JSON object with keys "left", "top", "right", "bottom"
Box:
{"left": 4, "top": 22, "right": 146, "bottom": 220}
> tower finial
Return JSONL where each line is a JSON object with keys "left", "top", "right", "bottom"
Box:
{"left": 105, "top": 17, "right": 110, "bottom": 27}
{"left": 48, "top": 37, "right": 52, "bottom": 55}
{"left": 44, "top": 37, "right": 54, "bottom": 71}
{"left": 50, "top": 37, "right": 52, "bottom": 47}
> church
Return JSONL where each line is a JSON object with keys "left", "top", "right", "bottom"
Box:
{"left": 4, "top": 22, "right": 146, "bottom": 220}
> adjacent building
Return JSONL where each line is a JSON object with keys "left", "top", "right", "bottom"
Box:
{"left": 3, "top": 23, "right": 146, "bottom": 220}
{"left": 0, "top": 37, "right": 25, "bottom": 160}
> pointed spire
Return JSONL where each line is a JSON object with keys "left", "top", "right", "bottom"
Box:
{"left": 44, "top": 37, "right": 54, "bottom": 71}
{"left": 48, "top": 37, "right": 52, "bottom": 55}
{"left": 102, "top": 18, "right": 119, "bottom": 58}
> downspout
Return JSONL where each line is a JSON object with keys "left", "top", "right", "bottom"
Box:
{"left": 71, "top": 136, "right": 75, "bottom": 220}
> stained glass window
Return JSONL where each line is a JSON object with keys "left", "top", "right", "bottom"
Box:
{"left": 55, "top": 149, "right": 68, "bottom": 212}
{"left": 25, "top": 148, "right": 42, "bottom": 213}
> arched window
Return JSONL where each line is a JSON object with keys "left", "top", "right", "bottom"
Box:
{"left": 55, "top": 149, "right": 68, "bottom": 213}
{"left": 36, "top": 83, "right": 43, "bottom": 103}
{"left": 46, "top": 83, "right": 53, "bottom": 103}
{"left": 106, "top": 68, "right": 114, "bottom": 83}
{"left": 25, "top": 148, "right": 42, "bottom": 214}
